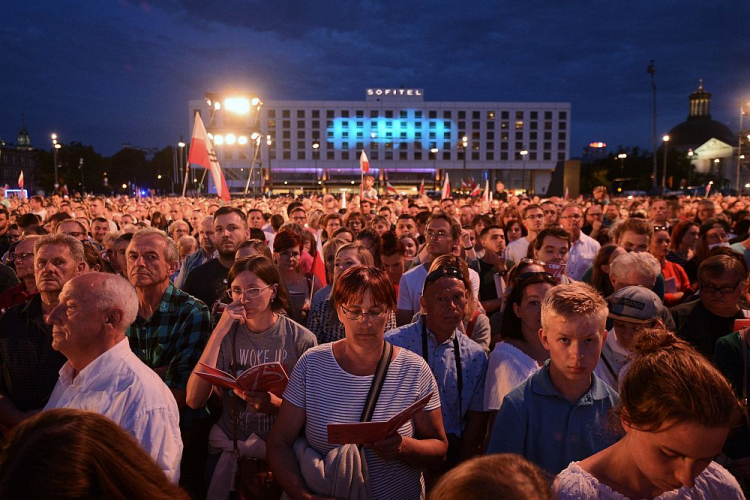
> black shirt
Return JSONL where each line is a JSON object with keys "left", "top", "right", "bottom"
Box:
{"left": 0, "top": 295, "right": 66, "bottom": 411}
{"left": 671, "top": 299, "right": 744, "bottom": 358}
{"left": 182, "top": 258, "right": 231, "bottom": 312}
{"left": 477, "top": 260, "right": 499, "bottom": 302}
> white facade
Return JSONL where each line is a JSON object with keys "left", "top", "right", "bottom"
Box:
{"left": 189, "top": 89, "right": 571, "bottom": 194}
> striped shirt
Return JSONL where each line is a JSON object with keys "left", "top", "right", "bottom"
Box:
{"left": 284, "top": 343, "right": 441, "bottom": 500}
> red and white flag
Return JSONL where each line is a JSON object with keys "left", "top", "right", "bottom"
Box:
{"left": 419, "top": 179, "right": 425, "bottom": 197}
{"left": 360, "top": 151, "right": 370, "bottom": 174}
{"left": 386, "top": 181, "right": 397, "bottom": 194}
{"left": 470, "top": 181, "right": 481, "bottom": 197}
{"left": 564, "top": 186, "right": 570, "bottom": 201}
{"left": 483, "top": 179, "right": 491, "bottom": 211}
{"left": 17, "top": 171, "right": 24, "bottom": 189}
{"left": 188, "top": 112, "right": 231, "bottom": 202}
{"left": 441, "top": 172, "right": 451, "bottom": 200}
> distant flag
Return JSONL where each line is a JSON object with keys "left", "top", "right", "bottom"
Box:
{"left": 483, "top": 179, "right": 491, "bottom": 212}
{"left": 419, "top": 179, "right": 425, "bottom": 197}
{"left": 680, "top": 178, "right": 687, "bottom": 188}
{"left": 668, "top": 176, "right": 674, "bottom": 189}
{"left": 360, "top": 150, "right": 370, "bottom": 174}
{"left": 564, "top": 186, "right": 570, "bottom": 201}
{"left": 441, "top": 172, "right": 451, "bottom": 200}
{"left": 310, "top": 228, "right": 327, "bottom": 286}
{"left": 470, "top": 181, "right": 481, "bottom": 197}
{"left": 188, "top": 112, "right": 231, "bottom": 202}
{"left": 17, "top": 171, "right": 23, "bottom": 190}
{"left": 386, "top": 181, "right": 397, "bottom": 194}
{"left": 461, "top": 178, "right": 469, "bottom": 191}
{"left": 341, "top": 193, "right": 347, "bottom": 210}
{"left": 705, "top": 182, "right": 713, "bottom": 197}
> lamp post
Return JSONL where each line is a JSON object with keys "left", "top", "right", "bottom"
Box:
{"left": 266, "top": 135, "right": 273, "bottom": 193}
{"left": 662, "top": 135, "right": 670, "bottom": 194}
{"left": 51, "top": 133, "right": 61, "bottom": 190}
{"left": 461, "top": 136, "right": 468, "bottom": 171}
{"left": 687, "top": 149, "right": 694, "bottom": 187}
{"left": 78, "top": 158, "right": 84, "bottom": 195}
{"left": 736, "top": 101, "right": 749, "bottom": 193}
{"left": 617, "top": 153, "right": 627, "bottom": 172}
{"left": 647, "top": 60, "right": 658, "bottom": 191}
{"left": 520, "top": 149, "right": 528, "bottom": 193}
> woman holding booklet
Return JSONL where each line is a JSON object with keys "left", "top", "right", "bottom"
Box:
{"left": 267, "top": 266, "right": 447, "bottom": 500}
{"left": 186, "top": 255, "right": 317, "bottom": 500}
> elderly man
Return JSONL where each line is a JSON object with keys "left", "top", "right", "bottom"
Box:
{"left": 124, "top": 228, "right": 210, "bottom": 487}
{"left": 672, "top": 254, "right": 748, "bottom": 358}
{"left": 0, "top": 236, "right": 39, "bottom": 314}
{"left": 0, "top": 234, "right": 84, "bottom": 427}
{"left": 174, "top": 216, "right": 216, "bottom": 290}
{"left": 387, "top": 264, "right": 488, "bottom": 476}
{"left": 45, "top": 272, "right": 183, "bottom": 482}
{"left": 560, "top": 204, "right": 600, "bottom": 282}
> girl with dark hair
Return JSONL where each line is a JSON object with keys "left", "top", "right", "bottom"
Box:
{"left": 503, "top": 219, "right": 524, "bottom": 244}
{"left": 268, "top": 266, "right": 447, "bottom": 500}
{"left": 554, "top": 328, "right": 744, "bottom": 499}
{"left": 186, "top": 255, "right": 317, "bottom": 499}
{"left": 0, "top": 409, "right": 191, "bottom": 500}
{"left": 484, "top": 272, "right": 557, "bottom": 413}
{"left": 667, "top": 220, "right": 699, "bottom": 268}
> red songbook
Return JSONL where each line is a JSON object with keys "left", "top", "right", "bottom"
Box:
{"left": 327, "top": 393, "right": 433, "bottom": 445}
{"left": 196, "top": 362, "right": 289, "bottom": 397}
{"left": 734, "top": 319, "right": 750, "bottom": 331}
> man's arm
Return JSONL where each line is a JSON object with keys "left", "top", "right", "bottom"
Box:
{"left": 164, "top": 304, "right": 212, "bottom": 410}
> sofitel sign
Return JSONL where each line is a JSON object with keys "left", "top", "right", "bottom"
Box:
{"left": 367, "top": 88, "right": 423, "bottom": 96}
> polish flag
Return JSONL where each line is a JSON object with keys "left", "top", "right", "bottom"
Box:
{"left": 419, "top": 179, "right": 425, "bottom": 197}
{"left": 441, "top": 172, "right": 451, "bottom": 200}
{"left": 386, "top": 181, "right": 397, "bottom": 194}
{"left": 188, "top": 112, "right": 231, "bottom": 202}
{"left": 483, "top": 179, "right": 491, "bottom": 211}
{"left": 470, "top": 181, "right": 481, "bottom": 197}
{"left": 18, "top": 171, "right": 24, "bottom": 190}
{"left": 360, "top": 151, "right": 370, "bottom": 174}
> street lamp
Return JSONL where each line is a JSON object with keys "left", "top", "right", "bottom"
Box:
{"left": 51, "top": 133, "right": 61, "bottom": 190}
{"left": 687, "top": 149, "right": 695, "bottom": 187}
{"left": 617, "top": 153, "right": 627, "bottom": 171}
{"left": 312, "top": 140, "right": 321, "bottom": 191}
{"left": 78, "top": 158, "right": 84, "bottom": 194}
{"left": 662, "top": 135, "right": 670, "bottom": 194}
{"left": 266, "top": 135, "right": 273, "bottom": 192}
{"left": 461, "top": 136, "right": 468, "bottom": 170}
{"left": 520, "top": 149, "right": 528, "bottom": 193}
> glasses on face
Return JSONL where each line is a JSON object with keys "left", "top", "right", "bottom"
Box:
{"left": 561, "top": 214, "right": 582, "bottom": 220}
{"left": 426, "top": 229, "right": 451, "bottom": 240}
{"left": 10, "top": 251, "right": 34, "bottom": 262}
{"left": 700, "top": 280, "right": 741, "bottom": 295}
{"left": 341, "top": 305, "right": 387, "bottom": 322}
{"left": 227, "top": 284, "right": 272, "bottom": 300}
{"left": 279, "top": 250, "right": 301, "bottom": 261}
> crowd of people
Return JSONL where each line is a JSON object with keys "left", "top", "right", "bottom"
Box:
{"left": 0, "top": 179, "right": 748, "bottom": 499}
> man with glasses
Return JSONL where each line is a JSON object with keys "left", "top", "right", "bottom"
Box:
{"left": 0, "top": 236, "right": 38, "bottom": 314}
{"left": 560, "top": 204, "right": 600, "bottom": 282}
{"left": 671, "top": 254, "right": 748, "bottom": 357}
{"left": 506, "top": 204, "right": 545, "bottom": 265}
{"left": 396, "top": 212, "right": 480, "bottom": 326}
{"left": 56, "top": 219, "right": 89, "bottom": 243}
{"left": 386, "top": 265, "right": 488, "bottom": 476}
{"left": 125, "top": 227, "right": 211, "bottom": 497}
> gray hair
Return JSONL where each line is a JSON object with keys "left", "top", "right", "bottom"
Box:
{"left": 93, "top": 274, "right": 139, "bottom": 329}
{"left": 131, "top": 227, "right": 179, "bottom": 265}
{"left": 35, "top": 234, "right": 85, "bottom": 264}
{"left": 609, "top": 252, "right": 661, "bottom": 287}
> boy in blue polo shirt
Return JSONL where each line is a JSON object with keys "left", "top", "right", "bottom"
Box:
{"left": 487, "top": 281, "right": 619, "bottom": 474}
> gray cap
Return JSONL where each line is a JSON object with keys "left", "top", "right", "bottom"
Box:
{"left": 608, "top": 286, "right": 660, "bottom": 323}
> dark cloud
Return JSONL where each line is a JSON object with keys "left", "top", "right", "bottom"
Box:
{"left": 1, "top": 0, "right": 748, "bottom": 156}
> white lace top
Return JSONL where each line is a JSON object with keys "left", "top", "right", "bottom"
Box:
{"left": 483, "top": 341, "right": 540, "bottom": 411}
{"left": 553, "top": 462, "right": 744, "bottom": 500}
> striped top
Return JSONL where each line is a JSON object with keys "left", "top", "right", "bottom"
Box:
{"left": 284, "top": 342, "right": 441, "bottom": 500}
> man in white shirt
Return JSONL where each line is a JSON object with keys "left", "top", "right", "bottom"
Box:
{"left": 560, "top": 203, "right": 600, "bottom": 281}
{"left": 44, "top": 272, "right": 183, "bottom": 483}
{"left": 506, "top": 204, "right": 545, "bottom": 264}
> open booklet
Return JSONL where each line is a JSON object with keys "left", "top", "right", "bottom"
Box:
{"left": 327, "top": 393, "right": 433, "bottom": 445}
{"left": 195, "top": 362, "right": 289, "bottom": 397}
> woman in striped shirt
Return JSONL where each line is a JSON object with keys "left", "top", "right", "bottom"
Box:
{"left": 268, "top": 266, "right": 447, "bottom": 500}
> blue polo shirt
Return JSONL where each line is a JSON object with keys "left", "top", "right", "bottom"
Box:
{"left": 487, "top": 360, "right": 619, "bottom": 474}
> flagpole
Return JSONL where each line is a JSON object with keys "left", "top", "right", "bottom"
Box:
{"left": 181, "top": 161, "right": 189, "bottom": 197}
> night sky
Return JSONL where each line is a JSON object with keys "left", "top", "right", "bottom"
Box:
{"left": 3, "top": 1, "right": 748, "bottom": 157}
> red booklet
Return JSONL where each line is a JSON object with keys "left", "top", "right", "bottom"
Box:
{"left": 734, "top": 319, "right": 750, "bottom": 331}
{"left": 327, "top": 393, "right": 433, "bottom": 445}
{"left": 196, "top": 362, "right": 289, "bottom": 397}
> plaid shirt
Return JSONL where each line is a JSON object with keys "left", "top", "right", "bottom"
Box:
{"left": 126, "top": 283, "right": 211, "bottom": 430}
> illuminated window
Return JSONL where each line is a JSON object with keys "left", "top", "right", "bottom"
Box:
{"left": 501, "top": 122, "right": 508, "bottom": 129}
{"left": 515, "top": 121, "right": 524, "bottom": 130}
{"left": 487, "top": 111, "right": 495, "bottom": 119}
{"left": 501, "top": 137, "right": 509, "bottom": 146}
{"left": 268, "top": 119, "right": 276, "bottom": 128}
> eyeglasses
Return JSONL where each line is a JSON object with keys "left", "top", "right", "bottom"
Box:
{"left": 227, "top": 284, "right": 272, "bottom": 300}
{"left": 654, "top": 226, "right": 668, "bottom": 232}
{"left": 62, "top": 231, "right": 86, "bottom": 238}
{"left": 561, "top": 214, "right": 582, "bottom": 220}
{"left": 426, "top": 229, "right": 451, "bottom": 240}
{"left": 517, "top": 271, "right": 556, "bottom": 283}
{"left": 424, "top": 267, "right": 465, "bottom": 288}
{"left": 279, "top": 251, "right": 301, "bottom": 261}
{"left": 341, "top": 306, "right": 388, "bottom": 322}
{"left": 699, "top": 280, "right": 741, "bottom": 295}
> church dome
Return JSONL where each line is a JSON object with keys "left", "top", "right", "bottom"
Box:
{"left": 667, "top": 80, "right": 735, "bottom": 149}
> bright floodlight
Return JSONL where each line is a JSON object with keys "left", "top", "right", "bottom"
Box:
{"left": 207, "top": 133, "right": 214, "bottom": 140}
{"left": 714, "top": 159, "right": 720, "bottom": 163}
{"left": 51, "top": 133, "right": 57, "bottom": 140}
{"left": 250, "top": 132, "right": 261, "bottom": 140}
{"left": 251, "top": 97, "right": 260, "bottom": 106}
{"left": 54, "top": 144, "right": 61, "bottom": 149}
{"left": 214, "top": 101, "right": 221, "bottom": 110}
{"left": 178, "top": 141, "right": 186, "bottom": 148}
{"left": 214, "top": 134, "right": 225, "bottom": 145}
{"left": 224, "top": 97, "right": 250, "bottom": 114}
{"left": 663, "top": 135, "right": 670, "bottom": 142}
{"left": 225, "top": 133, "right": 237, "bottom": 145}
{"left": 430, "top": 148, "right": 439, "bottom": 153}
{"left": 617, "top": 153, "right": 627, "bottom": 159}
{"left": 238, "top": 135, "right": 248, "bottom": 145}
{"left": 121, "top": 183, "right": 128, "bottom": 189}
{"left": 520, "top": 150, "right": 528, "bottom": 155}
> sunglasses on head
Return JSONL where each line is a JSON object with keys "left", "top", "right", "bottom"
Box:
{"left": 424, "top": 267, "right": 465, "bottom": 288}
{"left": 516, "top": 271, "right": 556, "bottom": 283}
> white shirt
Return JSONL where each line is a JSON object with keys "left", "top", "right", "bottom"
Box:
{"left": 506, "top": 237, "right": 531, "bottom": 264}
{"left": 594, "top": 327, "right": 630, "bottom": 391}
{"left": 45, "top": 338, "right": 183, "bottom": 483}
{"left": 484, "top": 342, "right": 540, "bottom": 411}
{"left": 397, "top": 263, "right": 480, "bottom": 314}
{"left": 567, "top": 232, "right": 600, "bottom": 282}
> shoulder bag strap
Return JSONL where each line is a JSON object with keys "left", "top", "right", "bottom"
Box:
{"left": 742, "top": 329, "right": 749, "bottom": 427}
{"left": 359, "top": 341, "right": 393, "bottom": 423}
{"left": 230, "top": 321, "right": 241, "bottom": 458}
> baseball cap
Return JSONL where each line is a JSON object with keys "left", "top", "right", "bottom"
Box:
{"left": 608, "top": 286, "right": 660, "bottom": 324}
